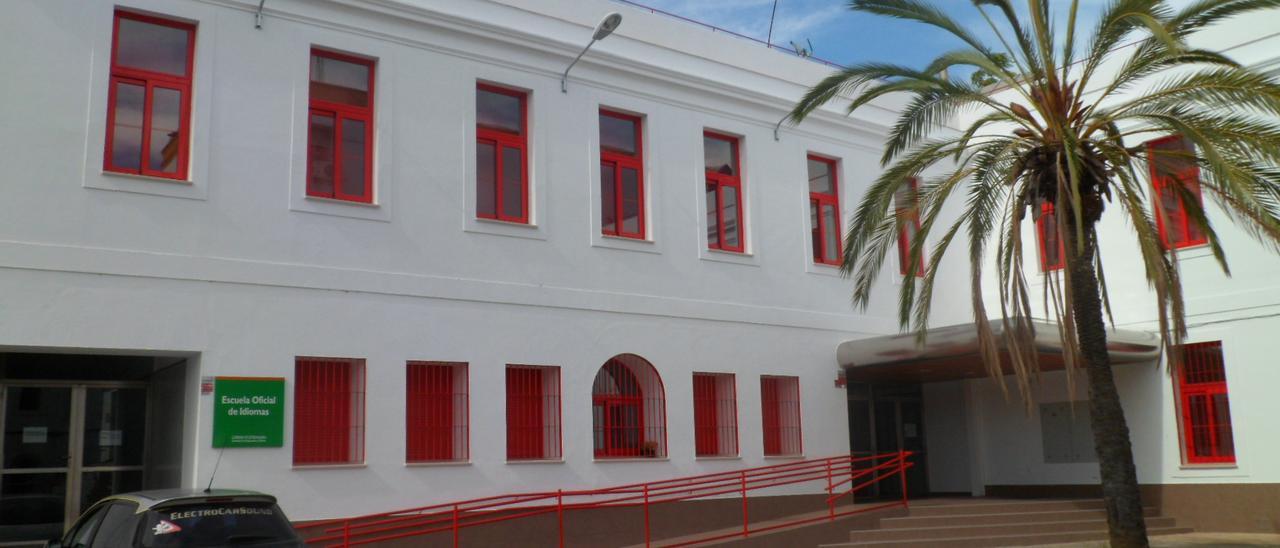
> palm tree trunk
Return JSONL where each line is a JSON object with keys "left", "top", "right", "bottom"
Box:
{"left": 1067, "top": 222, "right": 1150, "bottom": 548}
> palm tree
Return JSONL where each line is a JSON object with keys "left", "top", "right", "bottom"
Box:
{"left": 787, "top": 1, "right": 1280, "bottom": 546}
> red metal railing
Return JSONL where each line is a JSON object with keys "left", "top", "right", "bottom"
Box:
{"left": 296, "top": 451, "right": 914, "bottom": 547}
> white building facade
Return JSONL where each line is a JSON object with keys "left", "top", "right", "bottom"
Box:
{"left": 0, "top": 0, "right": 1276, "bottom": 544}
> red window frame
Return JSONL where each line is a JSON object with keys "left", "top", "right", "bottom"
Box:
{"left": 406, "top": 361, "right": 469, "bottom": 463}
{"left": 593, "top": 360, "right": 644, "bottom": 458}
{"left": 1147, "top": 135, "right": 1207, "bottom": 250}
{"left": 895, "top": 178, "right": 925, "bottom": 277}
{"left": 506, "top": 365, "right": 561, "bottom": 461}
{"left": 294, "top": 357, "right": 366, "bottom": 465}
{"left": 1037, "top": 202, "right": 1065, "bottom": 271}
{"left": 1175, "top": 342, "right": 1235, "bottom": 464}
{"left": 599, "top": 109, "right": 646, "bottom": 239}
{"left": 307, "top": 48, "right": 375, "bottom": 203}
{"left": 761, "top": 376, "right": 802, "bottom": 457}
{"left": 104, "top": 10, "right": 196, "bottom": 180}
{"left": 704, "top": 131, "right": 746, "bottom": 253}
{"left": 808, "top": 155, "right": 842, "bottom": 265}
{"left": 693, "top": 373, "right": 738, "bottom": 457}
{"left": 476, "top": 83, "right": 529, "bottom": 224}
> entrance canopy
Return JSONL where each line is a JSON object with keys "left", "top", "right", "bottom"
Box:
{"left": 837, "top": 320, "right": 1160, "bottom": 383}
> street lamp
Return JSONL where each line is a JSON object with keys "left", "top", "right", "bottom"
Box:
{"left": 561, "top": 12, "right": 623, "bottom": 93}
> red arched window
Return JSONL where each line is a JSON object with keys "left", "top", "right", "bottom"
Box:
{"left": 592, "top": 355, "right": 666, "bottom": 458}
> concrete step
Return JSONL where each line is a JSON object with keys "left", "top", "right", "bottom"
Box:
{"left": 821, "top": 526, "right": 1194, "bottom": 547}
{"left": 878, "top": 506, "right": 1160, "bottom": 529}
{"left": 900, "top": 499, "right": 1104, "bottom": 517}
{"left": 850, "top": 517, "right": 1177, "bottom": 542}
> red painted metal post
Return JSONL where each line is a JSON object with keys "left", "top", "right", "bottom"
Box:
{"left": 452, "top": 503, "right": 460, "bottom": 548}
{"left": 898, "top": 451, "right": 909, "bottom": 509}
{"left": 643, "top": 484, "right": 651, "bottom": 548}
{"left": 557, "top": 489, "right": 565, "bottom": 548}
{"left": 343, "top": 519, "right": 350, "bottom": 547}
{"left": 740, "top": 470, "right": 749, "bottom": 537}
{"left": 825, "top": 459, "right": 834, "bottom": 520}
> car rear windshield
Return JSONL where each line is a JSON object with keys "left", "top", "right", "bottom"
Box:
{"left": 141, "top": 501, "right": 298, "bottom": 547}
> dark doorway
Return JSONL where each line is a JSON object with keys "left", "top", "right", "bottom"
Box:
{"left": 0, "top": 352, "right": 188, "bottom": 545}
{"left": 846, "top": 382, "right": 929, "bottom": 499}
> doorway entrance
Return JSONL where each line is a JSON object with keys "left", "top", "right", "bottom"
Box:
{"left": 847, "top": 382, "right": 929, "bottom": 499}
{"left": 0, "top": 382, "right": 148, "bottom": 545}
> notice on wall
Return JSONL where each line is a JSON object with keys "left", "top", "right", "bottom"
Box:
{"left": 212, "top": 377, "right": 285, "bottom": 448}
{"left": 22, "top": 426, "right": 47, "bottom": 444}
{"left": 100, "top": 430, "right": 123, "bottom": 447}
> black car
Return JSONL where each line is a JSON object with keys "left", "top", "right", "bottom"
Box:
{"left": 48, "top": 489, "right": 304, "bottom": 547}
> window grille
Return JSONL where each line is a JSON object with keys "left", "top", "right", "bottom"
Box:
{"left": 406, "top": 362, "right": 468, "bottom": 463}
{"left": 761, "top": 376, "right": 802, "bottom": 456}
{"left": 1176, "top": 341, "right": 1234, "bottom": 464}
{"left": 592, "top": 355, "right": 667, "bottom": 458}
{"left": 693, "top": 373, "right": 738, "bottom": 457}
{"left": 506, "top": 365, "right": 561, "bottom": 460}
{"left": 294, "top": 357, "right": 366, "bottom": 465}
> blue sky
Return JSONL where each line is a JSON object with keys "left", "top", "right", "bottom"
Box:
{"left": 626, "top": 1, "right": 1194, "bottom": 72}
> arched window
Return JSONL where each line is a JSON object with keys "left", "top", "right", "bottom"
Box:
{"left": 592, "top": 354, "right": 666, "bottom": 458}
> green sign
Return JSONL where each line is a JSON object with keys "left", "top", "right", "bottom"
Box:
{"left": 213, "top": 377, "right": 285, "bottom": 448}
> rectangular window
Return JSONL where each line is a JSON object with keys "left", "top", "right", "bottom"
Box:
{"left": 307, "top": 49, "right": 375, "bottom": 203}
{"left": 1176, "top": 342, "right": 1235, "bottom": 464}
{"left": 808, "top": 155, "right": 842, "bottom": 265}
{"left": 406, "top": 362, "right": 468, "bottom": 463}
{"left": 294, "top": 357, "right": 366, "bottom": 465}
{"left": 760, "top": 376, "right": 802, "bottom": 456}
{"left": 704, "top": 131, "right": 745, "bottom": 253}
{"left": 1037, "top": 202, "right": 1065, "bottom": 271}
{"left": 105, "top": 10, "right": 196, "bottom": 180}
{"left": 477, "top": 84, "right": 529, "bottom": 223}
{"left": 693, "top": 373, "right": 738, "bottom": 457}
{"left": 1147, "top": 135, "right": 1207, "bottom": 249}
{"left": 600, "top": 110, "right": 645, "bottom": 239}
{"left": 506, "top": 365, "right": 561, "bottom": 461}
{"left": 895, "top": 178, "right": 925, "bottom": 277}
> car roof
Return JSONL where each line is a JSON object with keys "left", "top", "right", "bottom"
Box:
{"left": 94, "top": 489, "right": 278, "bottom": 512}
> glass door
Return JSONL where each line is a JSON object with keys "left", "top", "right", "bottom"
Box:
{"left": 0, "top": 384, "right": 147, "bottom": 545}
{"left": 0, "top": 386, "right": 72, "bottom": 544}
{"left": 77, "top": 387, "right": 146, "bottom": 513}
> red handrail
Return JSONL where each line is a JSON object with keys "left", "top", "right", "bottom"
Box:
{"left": 296, "top": 451, "right": 913, "bottom": 547}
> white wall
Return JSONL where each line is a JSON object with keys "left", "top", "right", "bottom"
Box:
{"left": 922, "top": 380, "right": 971, "bottom": 494}
{"left": 0, "top": 0, "right": 919, "bottom": 520}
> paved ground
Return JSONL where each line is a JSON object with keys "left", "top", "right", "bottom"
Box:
{"left": 1033, "top": 533, "right": 1280, "bottom": 547}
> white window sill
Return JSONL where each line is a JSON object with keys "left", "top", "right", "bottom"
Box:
{"left": 505, "top": 459, "right": 564, "bottom": 465}
{"left": 695, "top": 456, "right": 741, "bottom": 461}
{"left": 805, "top": 260, "right": 845, "bottom": 278}
{"left": 592, "top": 233, "right": 662, "bottom": 255}
{"left": 699, "top": 247, "right": 760, "bottom": 267}
{"left": 291, "top": 193, "right": 391, "bottom": 222}
{"left": 763, "top": 455, "right": 805, "bottom": 460}
{"left": 104, "top": 170, "right": 192, "bottom": 185}
{"left": 291, "top": 463, "right": 367, "bottom": 470}
{"left": 1177, "top": 463, "right": 1238, "bottom": 471}
{"left": 465, "top": 217, "right": 547, "bottom": 241}
{"left": 593, "top": 457, "right": 670, "bottom": 463}
{"left": 1169, "top": 244, "right": 1214, "bottom": 260}
{"left": 305, "top": 195, "right": 381, "bottom": 208}
{"left": 406, "top": 460, "right": 472, "bottom": 467}
{"left": 87, "top": 169, "right": 207, "bottom": 201}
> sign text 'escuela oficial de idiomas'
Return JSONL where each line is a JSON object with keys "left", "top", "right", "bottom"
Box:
{"left": 212, "top": 377, "right": 285, "bottom": 448}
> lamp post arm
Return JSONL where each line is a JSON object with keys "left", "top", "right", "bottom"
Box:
{"left": 561, "top": 39, "right": 598, "bottom": 93}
